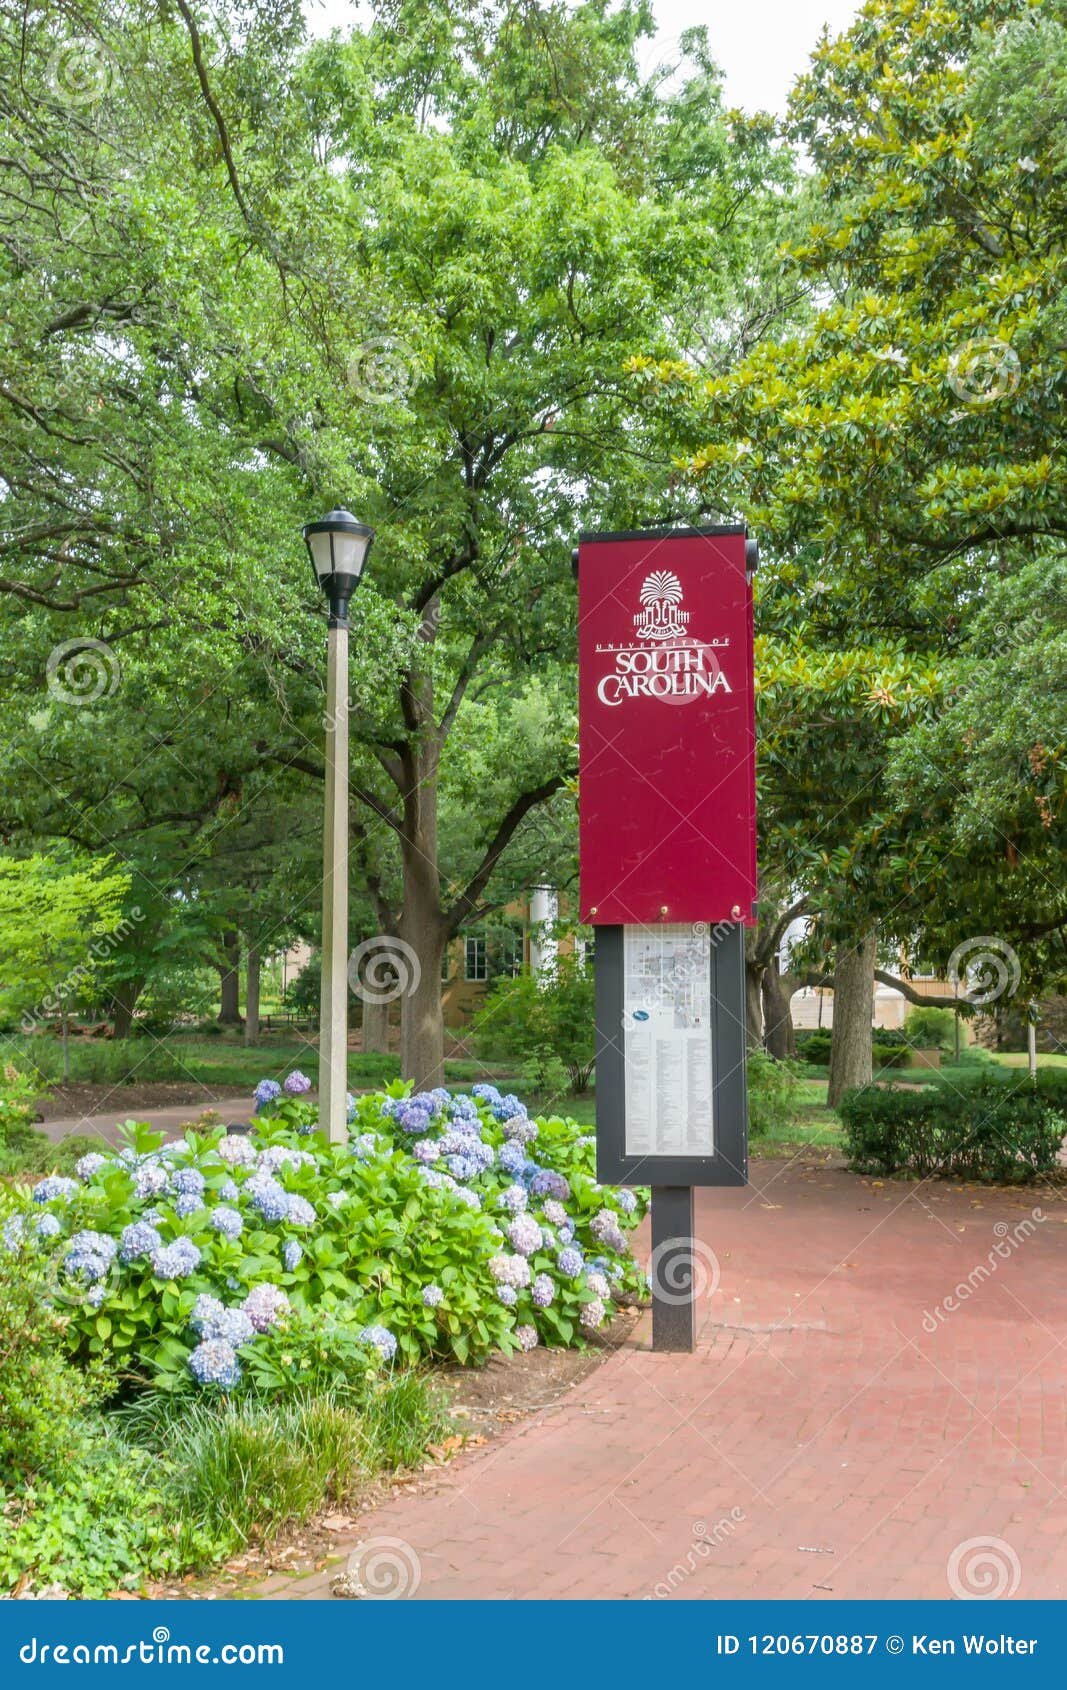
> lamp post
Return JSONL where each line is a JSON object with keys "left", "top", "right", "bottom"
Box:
{"left": 302, "top": 508, "right": 375, "bottom": 1142}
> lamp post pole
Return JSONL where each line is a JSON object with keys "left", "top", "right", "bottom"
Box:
{"left": 302, "top": 509, "right": 375, "bottom": 1145}
{"left": 319, "top": 603, "right": 349, "bottom": 1144}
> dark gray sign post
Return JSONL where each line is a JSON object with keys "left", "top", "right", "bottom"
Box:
{"left": 594, "top": 921, "right": 749, "bottom": 1352}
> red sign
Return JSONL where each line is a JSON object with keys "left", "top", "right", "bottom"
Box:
{"left": 578, "top": 527, "right": 756, "bottom": 926}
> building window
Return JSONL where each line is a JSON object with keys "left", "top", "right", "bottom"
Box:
{"left": 465, "top": 936, "right": 487, "bottom": 982}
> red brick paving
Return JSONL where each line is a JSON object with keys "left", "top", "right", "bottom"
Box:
{"left": 266, "top": 1158, "right": 1067, "bottom": 1600}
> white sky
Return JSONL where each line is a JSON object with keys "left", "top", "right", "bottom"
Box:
{"left": 304, "top": 0, "right": 863, "bottom": 115}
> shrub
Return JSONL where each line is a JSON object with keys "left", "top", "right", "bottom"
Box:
{"left": 746, "top": 1051, "right": 803, "bottom": 1137}
{"left": 474, "top": 958, "right": 595, "bottom": 1092}
{"left": 798, "top": 1029, "right": 833, "bottom": 1066}
{"left": 1, "top": 1078, "right": 648, "bottom": 1392}
{"left": 872, "top": 1041, "right": 910, "bottom": 1069}
{"left": 0, "top": 1253, "right": 103, "bottom": 1485}
{"left": 839, "top": 1077, "right": 1066, "bottom": 1182}
{"left": 903, "top": 1005, "right": 957, "bottom": 1050}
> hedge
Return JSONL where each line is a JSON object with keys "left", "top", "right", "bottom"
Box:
{"left": 839, "top": 1076, "right": 1067, "bottom": 1182}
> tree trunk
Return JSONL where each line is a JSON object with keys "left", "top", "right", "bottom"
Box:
{"left": 61, "top": 1003, "right": 70, "bottom": 1085}
{"left": 110, "top": 975, "right": 145, "bottom": 1039}
{"left": 361, "top": 994, "right": 390, "bottom": 1054}
{"left": 744, "top": 929, "right": 764, "bottom": 1049}
{"left": 244, "top": 942, "right": 261, "bottom": 1046}
{"left": 397, "top": 736, "right": 447, "bottom": 1089}
{"left": 827, "top": 932, "right": 877, "bottom": 1107}
{"left": 762, "top": 962, "right": 796, "bottom": 1060}
{"left": 219, "top": 928, "right": 241, "bottom": 1025}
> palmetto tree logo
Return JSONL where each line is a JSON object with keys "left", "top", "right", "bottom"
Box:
{"left": 634, "top": 570, "right": 689, "bottom": 642}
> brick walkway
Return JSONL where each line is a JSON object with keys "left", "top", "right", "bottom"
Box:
{"left": 264, "top": 1158, "right": 1067, "bottom": 1601}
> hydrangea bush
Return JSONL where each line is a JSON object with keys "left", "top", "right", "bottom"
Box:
{"left": 1, "top": 1079, "right": 647, "bottom": 1394}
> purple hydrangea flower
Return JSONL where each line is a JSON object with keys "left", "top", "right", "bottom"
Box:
{"left": 448, "top": 1094, "right": 480, "bottom": 1123}
{"left": 119, "top": 1220, "right": 162, "bottom": 1263}
{"left": 217, "top": 1135, "right": 257, "bottom": 1167}
{"left": 242, "top": 1283, "right": 290, "bottom": 1332}
{"left": 254, "top": 1078, "right": 282, "bottom": 1108}
{"left": 580, "top": 1297, "right": 607, "bottom": 1330}
{"left": 507, "top": 1213, "right": 543, "bottom": 1258}
{"left": 451, "top": 1186, "right": 481, "bottom": 1210}
{"left": 488, "top": 1252, "right": 531, "bottom": 1289}
{"left": 211, "top": 1206, "right": 243, "bottom": 1241}
{"left": 359, "top": 1324, "right": 397, "bottom": 1361}
{"left": 151, "top": 1237, "right": 202, "bottom": 1279}
{"left": 499, "top": 1183, "right": 528, "bottom": 1215}
{"left": 218, "top": 1178, "right": 240, "bottom": 1203}
{"left": 586, "top": 1271, "right": 611, "bottom": 1299}
{"left": 412, "top": 1138, "right": 440, "bottom": 1164}
{"left": 421, "top": 1283, "right": 444, "bottom": 1308}
{"left": 531, "top": 1273, "right": 555, "bottom": 1308}
{"left": 326, "top": 1189, "right": 348, "bottom": 1208}
{"left": 282, "top": 1240, "right": 303, "bottom": 1271}
{"left": 285, "top": 1195, "right": 316, "bottom": 1227}
{"left": 502, "top": 1117, "right": 539, "bottom": 1146}
{"left": 529, "top": 1170, "right": 570, "bottom": 1202}
{"left": 497, "top": 1142, "right": 526, "bottom": 1176}
{"left": 284, "top": 1070, "right": 312, "bottom": 1095}
{"left": 189, "top": 1338, "right": 241, "bottom": 1388}
{"left": 515, "top": 1324, "right": 539, "bottom": 1351}
{"left": 557, "top": 1246, "right": 584, "bottom": 1278}
{"left": 590, "top": 1208, "right": 627, "bottom": 1253}
{"left": 491, "top": 1093, "right": 527, "bottom": 1122}
{"left": 542, "top": 1198, "right": 568, "bottom": 1228}
{"left": 33, "top": 1176, "right": 78, "bottom": 1205}
{"left": 471, "top": 1083, "right": 501, "bottom": 1105}
{"left": 617, "top": 1190, "right": 638, "bottom": 1215}
{"left": 497, "top": 1285, "right": 518, "bottom": 1307}
{"left": 191, "top": 1293, "right": 225, "bottom": 1334}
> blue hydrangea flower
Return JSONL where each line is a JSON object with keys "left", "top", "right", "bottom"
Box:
{"left": 451, "top": 1186, "right": 481, "bottom": 1210}
{"left": 430, "top": 1087, "right": 451, "bottom": 1107}
{"left": 412, "top": 1138, "right": 439, "bottom": 1164}
{"left": 74, "top": 1152, "right": 108, "bottom": 1180}
{"left": 447, "top": 1154, "right": 480, "bottom": 1182}
{"left": 174, "top": 1193, "right": 204, "bottom": 1219}
{"left": 86, "top": 1283, "right": 107, "bottom": 1308}
{"left": 542, "top": 1199, "right": 568, "bottom": 1228}
{"left": 558, "top": 1223, "right": 575, "bottom": 1245}
{"left": 151, "top": 1237, "right": 201, "bottom": 1279}
{"left": 2, "top": 1214, "right": 27, "bottom": 1249}
{"left": 515, "top": 1324, "right": 539, "bottom": 1351}
{"left": 617, "top": 1190, "right": 638, "bottom": 1215}
{"left": 169, "top": 1167, "right": 206, "bottom": 1198}
{"left": 34, "top": 1212, "right": 61, "bottom": 1240}
{"left": 590, "top": 1209, "right": 626, "bottom": 1253}
{"left": 359, "top": 1324, "right": 397, "bottom": 1361}
{"left": 213, "top": 1307, "right": 255, "bottom": 1347}
{"left": 531, "top": 1273, "right": 555, "bottom": 1308}
{"left": 499, "top": 1183, "right": 528, "bottom": 1215}
{"left": 421, "top": 1283, "right": 444, "bottom": 1308}
{"left": 64, "top": 1230, "right": 118, "bottom": 1282}
{"left": 134, "top": 1162, "right": 169, "bottom": 1201}
{"left": 491, "top": 1093, "right": 527, "bottom": 1122}
{"left": 282, "top": 1240, "right": 303, "bottom": 1271}
{"left": 392, "top": 1101, "right": 431, "bottom": 1135}
{"left": 496, "top": 1285, "right": 518, "bottom": 1307}
{"left": 191, "top": 1293, "right": 225, "bottom": 1334}
{"left": 497, "top": 1142, "right": 526, "bottom": 1177}
{"left": 448, "top": 1094, "right": 480, "bottom": 1123}
{"left": 502, "top": 1117, "right": 539, "bottom": 1146}
{"left": 326, "top": 1189, "right": 348, "bottom": 1209}
{"left": 33, "top": 1176, "right": 78, "bottom": 1205}
{"left": 471, "top": 1083, "right": 502, "bottom": 1105}
{"left": 189, "top": 1338, "right": 241, "bottom": 1388}
{"left": 284, "top": 1070, "right": 312, "bottom": 1095}
{"left": 580, "top": 1297, "right": 607, "bottom": 1330}
{"left": 350, "top": 1133, "right": 379, "bottom": 1161}
{"left": 410, "top": 1090, "right": 445, "bottom": 1119}
{"left": 119, "top": 1220, "right": 162, "bottom": 1263}
{"left": 346, "top": 1092, "right": 358, "bottom": 1122}
{"left": 557, "top": 1246, "right": 584, "bottom": 1278}
{"left": 244, "top": 1173, "right": 290, "bottom": 1222}
{"left": 254, "top": 1078, "right": 282, "bottom": 1108}
{"left": 218, "top": 1178, "right": 240, "bottom": 1203}
{"left": 211, "top": 1206, "right": 243, "bottom": 1241}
